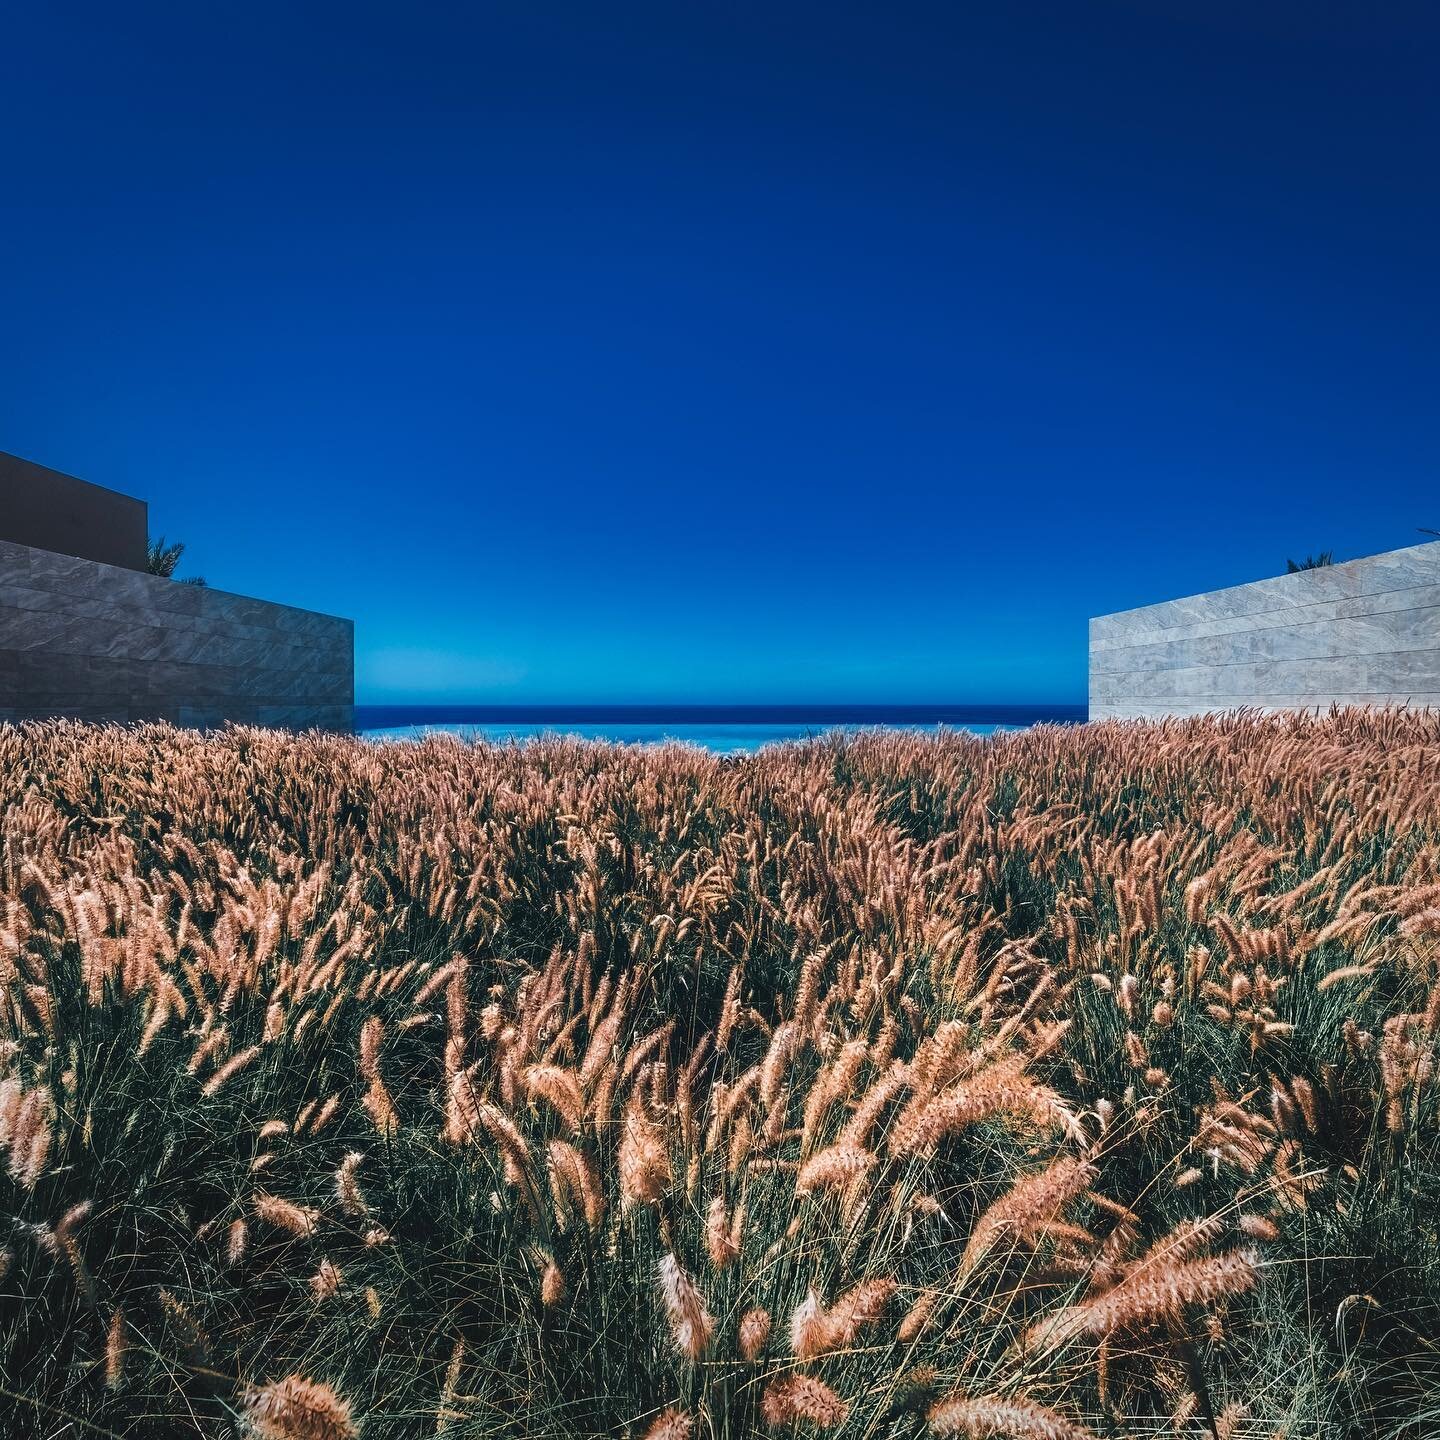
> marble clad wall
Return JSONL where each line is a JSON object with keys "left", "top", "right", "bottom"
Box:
{"left": 1090, "top": 540, "right": 1440, "bottom": 719}
{"left": 0, "top": 537, "right": 353, "bottom": 731}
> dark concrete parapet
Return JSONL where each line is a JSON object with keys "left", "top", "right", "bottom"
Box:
{"left": 0, "top": 451, "right": 149, "bottom": 571}
{"left": 0, "top": 537, "right": 353, "bottom": 731}
{"left": 1089, "top": 540, "right": 1440, "bottom": 719}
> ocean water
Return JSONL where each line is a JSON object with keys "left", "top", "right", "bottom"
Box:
{"left": 356, "top": 705, "right": 1083, "bottom": 755}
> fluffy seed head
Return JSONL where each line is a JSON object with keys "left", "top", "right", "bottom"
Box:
{"left": 760, "top": 1374, "right": 849, "bottom": 1429}
{"left": 657, "top": 1252, "right": 713, "bottom": 1360}
{"left": 739, "top": 1306, "right": 772, "bottom": 1360}
{"left": 241, "top": 1374, "right": 357, "bottom": 1440}
{"left": 642, "top": 1407, "right": 693, "bottom": 1440}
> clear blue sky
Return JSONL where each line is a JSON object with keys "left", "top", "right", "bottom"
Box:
{"left": 3, "top": 3, "right": 1437, "bottom": 705}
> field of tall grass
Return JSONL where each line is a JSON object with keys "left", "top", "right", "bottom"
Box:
{"left": 1, "top": 711, "right": 1438, "bottom": 1439}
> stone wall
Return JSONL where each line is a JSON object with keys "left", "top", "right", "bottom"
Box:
{"left": 1090, "top": 540, "right": 1440, "bottom": 719}
{"left": 0, "top": 537, "right": 352, "bottom": 731}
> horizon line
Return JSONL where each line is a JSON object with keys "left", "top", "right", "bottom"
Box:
{"left": 353, "top": 700, "right": 1088, "bottom": 716}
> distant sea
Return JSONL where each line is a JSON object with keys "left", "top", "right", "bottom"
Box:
{"left": 355, "top": 704, "right": 1085, "bottom": 755}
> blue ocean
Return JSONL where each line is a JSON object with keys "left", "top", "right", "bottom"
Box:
{"left": 356, "top": 704, "right": 1084, "bottom": 754}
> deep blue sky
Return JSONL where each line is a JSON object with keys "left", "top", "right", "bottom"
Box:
{"left": 3, "top": 4, "right": 1437, "bottom": 705}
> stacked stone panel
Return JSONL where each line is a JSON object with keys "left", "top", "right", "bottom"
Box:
{"left": 0, "top": 537, "right": 353, "bottom": 731}
{"left": 1090, "top": 541, "right": 1440, "bottom": 719}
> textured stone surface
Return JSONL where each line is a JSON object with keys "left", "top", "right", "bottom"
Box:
{"left": 0, "top": 538, "right": 352, "bottom": 731}
{"left": 1090, "top": 541, "right": 1440, "bottom": 719}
